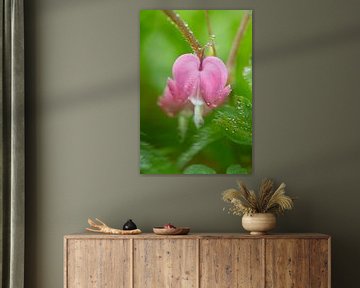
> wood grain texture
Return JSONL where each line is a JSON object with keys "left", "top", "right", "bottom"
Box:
{"left": 133, "top": 239, "right": 197, "bottom": 288}
{"left": 265, "top": 239, "right": 310, "bottom": 288}
{"left": 310, "top": 239, "right": 329, "bottom": 288}
{"left": 200, "top": 239, "right": 264, "bottom": 288}
{"left": 64, "top": 234, "right": 331, "bottom": 288}
{"left": 65, "top": 233, "right": 330, "bottom": 240}
{"left": 66, "top": 239, "right": 131, "bottom": 288}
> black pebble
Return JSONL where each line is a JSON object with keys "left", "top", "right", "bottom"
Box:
{"left": 123, "top": 219, "right": 137, "bottom": 230}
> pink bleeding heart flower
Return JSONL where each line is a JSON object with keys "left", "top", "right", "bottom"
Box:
{"left": 158, "top": 53, "right": 231, "bottom": 127}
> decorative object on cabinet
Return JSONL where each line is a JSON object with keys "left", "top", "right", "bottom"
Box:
{"left": 242, "top": 212, "right": 276, "bottom": 235}
{"left": 86, "top": 218, "right": 142, "bottom": 235}
{"left": 64, "top": 233, "right": 331, "bottom": 288}
{"left": 122, "top": 219, "right": 138, "bottom": 230}
{"left": 222, "top": 179, "right": 295, "bottom": 234}
{"left": 153, "top": 226, "right": 190, "bottom": 235}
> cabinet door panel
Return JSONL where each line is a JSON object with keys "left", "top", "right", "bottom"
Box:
{"left": 310, "top": 239, "right": 329, "bottom": 288}
{"left": 66, "top": 239, "right": 131, "bottom": 288}
{"left": 265, "top": 239, "right": 310, "bottom": 288}
{"left": 200, "top": 239, "right": 264, "bottom": 288}
{"left": 134, "top": 239, "right": 198, "bottom": 288}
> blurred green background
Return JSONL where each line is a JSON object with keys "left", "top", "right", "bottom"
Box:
{"left": 140, "top": 10, "right": 252, "bottom": 174}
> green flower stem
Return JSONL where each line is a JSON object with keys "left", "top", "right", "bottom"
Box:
{"left": 204, "top": 10, "right": 217, "bottom": 56}
{"left": 226, "top": 11, "right": 251, "bottom": 81}
{"left": 163, "top": 10, "right": 203, "bottom": 58}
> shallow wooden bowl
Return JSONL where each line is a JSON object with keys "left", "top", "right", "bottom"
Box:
{"left": 153, "top": 227, "right": 190, "bottom": 235}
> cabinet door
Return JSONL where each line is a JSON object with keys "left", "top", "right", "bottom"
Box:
{"left": 266, "top": 239, "right": 310, "bottom": 288}
{"left": 66, "top": 239, "right": 131, "bottom": 288}
{"left": 309, "top": 239, "right": 330, "bottom": 288}
{"left": 134, "top": 239, "right": 198, "bottom": 288}
{"left": 200, "top": 239, "right": 264, "bottom": 288}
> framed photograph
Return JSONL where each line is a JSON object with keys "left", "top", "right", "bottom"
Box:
{"left": 140, "top": 10, "right": 252, "bottom": 174}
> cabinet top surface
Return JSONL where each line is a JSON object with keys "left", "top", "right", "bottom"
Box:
{"left": 64, "top": 232, "right": 330, "bottom": 240}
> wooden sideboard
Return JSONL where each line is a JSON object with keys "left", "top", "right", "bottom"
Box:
{"left": 64, "top": 233, "right": 330, "bottom": 288}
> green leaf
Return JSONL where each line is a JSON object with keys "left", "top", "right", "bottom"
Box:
{"left": 213, "top": 99, "right": 252, "bottom": 145}
{"left": 233, "top": 94, "right": 252, "bottom": 114}
{"left": 177, "top": 95, "right": 253, "bottom": 170}
{"left": 226, "top": 164, "right": 248, "bottom": 174}
{"left": 183, "top": 164, "right": 216, "bottom": 174}
{"left": 176, "top": 125, "right": 222, "bottom": 169}
{"left": 140, "top": 141, "right": 178, "bottom": 174}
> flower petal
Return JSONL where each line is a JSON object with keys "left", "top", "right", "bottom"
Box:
{"left": 199, "top": 56, "right": 230, "bottom": 107}
{"left": 158, "top": 79, "right": 187, "bottom": 116}
{"left": 172, "top": 54, "right": 201, "bottom": 101}
{"left": 213, "top": 85, "right": 232, "bottom": 107}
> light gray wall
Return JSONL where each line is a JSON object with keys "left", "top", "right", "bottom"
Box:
{"left": 25, "top": 0, "right": 360, "bottom": 287}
